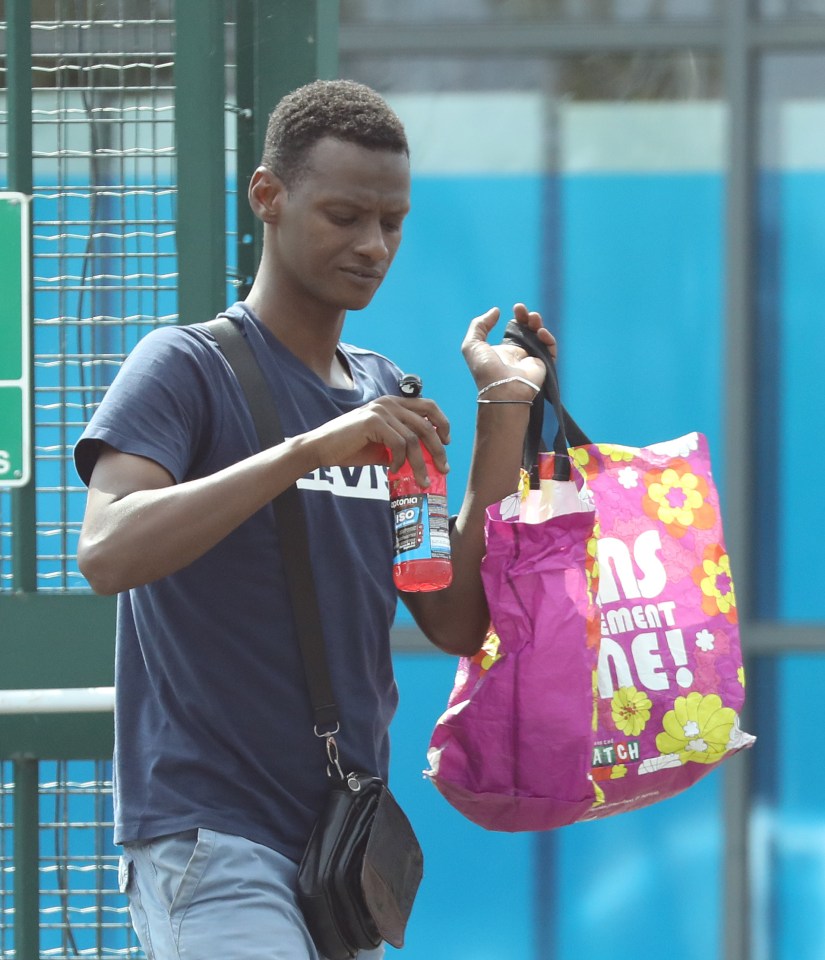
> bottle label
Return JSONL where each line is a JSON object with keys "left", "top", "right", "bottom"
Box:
{"left": 391, "top": 492, "right": 451, "bottom": 562}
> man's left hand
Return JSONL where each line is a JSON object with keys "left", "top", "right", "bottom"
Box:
{"left": 461, "top": 302, "right": 556, "bottom": 399}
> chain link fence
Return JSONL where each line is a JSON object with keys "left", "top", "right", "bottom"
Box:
{"left": 0, "top": 761, "right": 139, "bottom": 958}
{"left": 0, "top": 1, "right": 179, "bottom": 592}
{"left": 0, "top": 3, "right": 235, "bottom": 955}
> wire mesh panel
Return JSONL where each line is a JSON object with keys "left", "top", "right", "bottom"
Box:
{"left": 0, "top": 775, "right": 10, "bottom": 957}
{"left": 0, "top": 1, "right": 178, "bottom": 592}
{"left": 0, "top": 2, "right": 228, "bottom": 955}
{"left": 0, "top": 761, "right": 142, "bottom": 959}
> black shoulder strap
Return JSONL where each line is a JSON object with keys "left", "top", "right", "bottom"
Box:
{"left": 206, "top": 315, "right": 339, "bottom": 734}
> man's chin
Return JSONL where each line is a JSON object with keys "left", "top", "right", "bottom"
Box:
{"left": 342, "top": 291, "right": 380, "bottom": 313}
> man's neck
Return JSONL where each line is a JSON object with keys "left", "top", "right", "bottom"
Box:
{"left": 244, "top": 284, "right": 351, "bottom": 388}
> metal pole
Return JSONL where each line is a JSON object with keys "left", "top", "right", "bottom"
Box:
{"left": 13, "top": 756, "right": 39, "bottom": 960}
{"left": 7, "top": 0, "right": 36, "bottom": 593}
{"left": 315, "top": 0, "right": 341, "bottom": 79}
{"left": 235, "top": 0, "right": 258, "bottom": 300}
{"left": 239, "top": 0, "right": 339, "bottom": 282}
{"left": 723, "top": 3, "right": 757, "bottom": 960}
{"left": 252, "top": 0, "right": 340, "bottom": 169}
{"left": 174, "top": 0, "right": 227, "bottom": 325}
{"left": 533, "top": 831, "right": 557, "bottom": 960}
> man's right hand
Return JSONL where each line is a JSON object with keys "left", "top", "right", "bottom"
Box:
{"left": 301, "top": 395, "right": 450, "bottom": 489}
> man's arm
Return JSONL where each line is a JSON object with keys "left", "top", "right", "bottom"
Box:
{"left": 78, "top": 394, "right": 449, "bottom": 595}
{"left": 401, "top": 303, "right": 555, "bottom": 657}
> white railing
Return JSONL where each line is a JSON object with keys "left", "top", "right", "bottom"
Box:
{"left": 0, "top": 686, "right": 115, "bottom": 713}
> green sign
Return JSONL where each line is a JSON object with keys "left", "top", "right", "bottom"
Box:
{"left": 0, "top": 192, "right": 31, "bottom": 488}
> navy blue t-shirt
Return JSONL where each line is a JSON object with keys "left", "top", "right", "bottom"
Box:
{"left": 74, "top": 303, "right": 404, "bottom": 863}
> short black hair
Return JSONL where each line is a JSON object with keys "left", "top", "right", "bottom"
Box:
{"left": 261, "top": 79, "right": 409, "bottom": 186}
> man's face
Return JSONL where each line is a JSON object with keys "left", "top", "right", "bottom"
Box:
{"left": 271, "top": 137, "right": 411, "bottom": 314}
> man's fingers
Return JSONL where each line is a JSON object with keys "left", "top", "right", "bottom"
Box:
{"left": 387, "top": 417, "right": 449, "bottom": 480}
{"left": 462, "top": 306, "right": 500, "bottom": 353}
{"left": 511, "top": 303, "right": 558, "bottom": 359}
{"left": 366, "top": 397, "right": 450, "bottom": 483}
{"left": 384, "top": 431, "right": 448, "bottom": 486}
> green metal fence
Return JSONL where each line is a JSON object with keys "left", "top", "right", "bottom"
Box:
{"left": 1, "top": 5, "right": 180, "bottom": 954}
{"left": 0, "top": 1, "right": 336, "bottom": 955}
{"left": 0, "top": 2, "right": 178, "bottom": 593}
{"left": 0, "top": 761, "right": 140, "bottom": 959}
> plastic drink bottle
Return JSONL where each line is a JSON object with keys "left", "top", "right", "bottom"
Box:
{"left": 388, "top": 375, "right": 453, "bottom": 592}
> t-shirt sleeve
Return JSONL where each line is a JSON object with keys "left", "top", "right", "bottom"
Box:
{"left": 74, "top": 326, "right": 221, "bottom": 487}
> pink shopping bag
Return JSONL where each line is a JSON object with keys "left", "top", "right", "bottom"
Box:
{"left": 425, "top": 327, "right": 754, "bottom": 832}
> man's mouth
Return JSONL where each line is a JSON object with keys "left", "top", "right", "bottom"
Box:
{"left": 343, "top": 267, "right": 382, "bottom": 281}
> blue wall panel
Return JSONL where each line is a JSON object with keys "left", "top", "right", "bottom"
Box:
{"left": 775, "top": 174, "right": 825, "bottom": 620}
{"left": 360, "top": 174, "right": 726, "bottom": 470}
{"left": 559, "top": 174, "right": 724, "bottom": 457}
{"left": 555, "top": 774, "right": 722, "bottom": 960}
{"left": 769, "top": 654, "right": 825, "bottom": 960}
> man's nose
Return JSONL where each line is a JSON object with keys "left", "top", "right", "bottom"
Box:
{"left": 354, "top": 220, "right": 389, "bottom": 260}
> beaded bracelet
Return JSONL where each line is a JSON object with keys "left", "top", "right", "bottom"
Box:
{"left": 477, "top": 375, "right": 540, "bottom": 399}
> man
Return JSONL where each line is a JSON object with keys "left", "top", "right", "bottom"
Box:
{"left": 75, "top": 79, "right": 554, "bottom": 959}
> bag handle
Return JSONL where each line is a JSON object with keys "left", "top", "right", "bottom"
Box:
{"left": 206, "top": 316, "right": 340, "bottom": 738}
{"left": 502, "top": 320, "right": 591, "bottom": 482}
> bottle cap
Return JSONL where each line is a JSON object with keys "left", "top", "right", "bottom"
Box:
{"left": 398, "top": 374, "right": 423, "bottom": 398}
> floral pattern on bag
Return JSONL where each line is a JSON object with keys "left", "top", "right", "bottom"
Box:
{"left": 692, "top": 544, "right": 737, "bottom": 624}
{"left": 641, "top": 459, "right": 716, "bottom": 538}
{"left": 655, "top": 692, "right": 737, "bottom": 765}
{"left": 611, "top": 686, "right": 653, "bottom": 737}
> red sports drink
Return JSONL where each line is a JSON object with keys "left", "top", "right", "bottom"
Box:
{"left": 388, "top": 445, "right": 453, "bottom": 593}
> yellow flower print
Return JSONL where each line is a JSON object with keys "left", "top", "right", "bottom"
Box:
{"left": 738, "top": 666, "right": 746, "bottom": 687}
{"left": 587, "top": 521, "right": 600, "bottom": 574}
{"left": 592, "top": 671, "right": 599, "bottom": 731}
{"left": 642, "top": 459, "right": 716, "bottom": 538}
{"left": 648, "top": 469, "right": 703, "bottom": 525}
{"left": 656, "top": 692, "right": 736, "bottom": 765}
{"left": 585, "top": 522, "right": 600, "bottom": 601}
{"left": 611, "top": 686, "right": 652, "bottom": 736}
{"left": 572, "top": 448, "right": 591, "bottom": 470}
{"left": 587, "top": 522, "right": 600, "bottom": 562}
{"left": 610, "top": 765, "right": 628, "bottom": 779}
{"left": 597, "top": 444, "right": 636, "bottom": 463}
{"left": 692, "top": 544, "right": 737, "bottom": 624}
{"left": 570, "top": 447, "right": 601, "bottom": 482}
{"left": 470, "top": 630, "right": 502, "bottom": 671}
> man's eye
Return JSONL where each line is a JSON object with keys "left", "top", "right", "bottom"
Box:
{"left": 329, "top": 212, "right": 355, "bottom": 226}
{"left": 382, "top": 220, "right": 402, "bottom": 234}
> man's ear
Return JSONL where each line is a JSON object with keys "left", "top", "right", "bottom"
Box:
{"left": 248, "top": 166, "right": 284, "bottom": 224}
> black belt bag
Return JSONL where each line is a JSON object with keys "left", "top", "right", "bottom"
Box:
{"left": 208, "top": 316, "right": 424, "bottom": 959}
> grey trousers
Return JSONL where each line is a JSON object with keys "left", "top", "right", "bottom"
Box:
{"left": 120, "top": 828, "right": 386, "bottom": 960}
